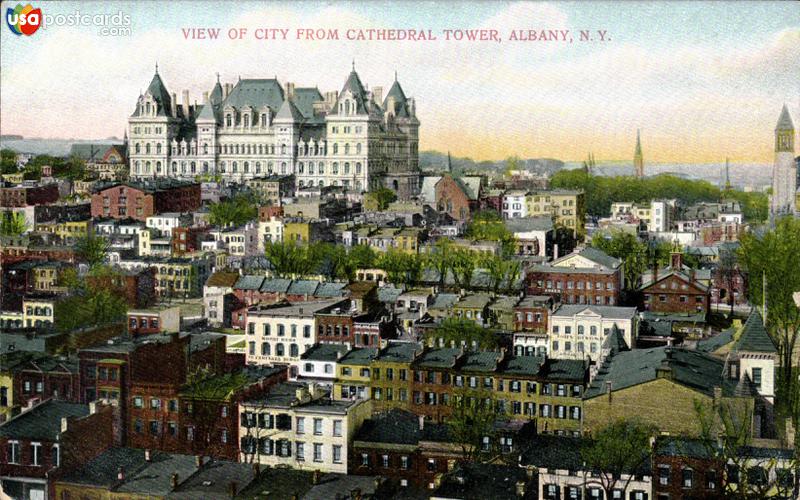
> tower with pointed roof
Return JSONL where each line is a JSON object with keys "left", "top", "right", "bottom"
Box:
{"left": 633, "top": 129, "right": 644, "bottom": 177}
{"left": 128, "top": 64, "right": 178, "bottom": 179}
{"left": 770, "top": 105, "right": 797, "bottom": 221}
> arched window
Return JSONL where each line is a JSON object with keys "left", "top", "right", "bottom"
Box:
{"left": 232, "top": 161, "right": 238, "bottom": 173}
{"left": 281, "top": 162, "right": 286, "bottom": 174}
{"left": 203, "top": 144, "right": 208, "bottom": 155}
{"left": 333, "top": 162, "right": 339, "bottom": 175}
{"left": 319, "top": 180, "right": 324, "bottom": 187}
{"left": 276, "top": 343, "right": 285, "bottom": 356}
{"left": 145, "top": 161, "right": 151, "bottom": 173}
{"left": 135, "top": 161, "right": 140, "bottom": 173}
{"left": 318, "top": 162, "right": 325, "bottom": 174}
{"left": 255, "top": 162, "right": 261, "bottom": 173}
{"left": 308, "top": 163, "right": 314, "bottom": 175}
{"left": 290, "top": 344, "right": 299, "bottom": 357}
{"left": 190, "top": 162, "right": 196, "bottom": 174}
{"left": 181, "top": 162, "right": 187, "bottom": 173}
{"left": 261, "top": 343, "right": 270, "bottom": 356}
{"left": 281, "top": 144, "right": 286, "bottom": 155}
{"left": 298, "top": 162, "right": 304, "bottom": 174}
{"left": 244, "top": 115, "right": 250, "bottom": 127}
{"left": 135, "top": 143, "right": 140, "bottom": 154}
{"left": 268, "top": 162, "right": 273, "bottom": 174}
{"left": 258, "top": 145, "right": 263, "bottom": 155}
{"left": 145, "top": 143, "right": 151, "bottom": 154}
{"left": 333, "top": 143, "right": 338, "bottom": 155}
{"left": 356, "top": 180, "right": 362, "bottom": 191}
{"left": 356, "top": 143, "right": 362, "bottom": 154}
{"left": 226, "top": 114, "right": 232, "bottom": 127}
{"left": 156, "top": 143, "right": 162, "bottom": 154}
{"left": 356, "top": 162, "right": 362, "bottom": 174}
{"left": 345, "top": 143, "right": 350, "bottom": 155}
{"left": 156, "top": 161, "right": 162, "bottom": 173}
{"left": 203, "top": 162, "right": 209, "bottom": 173}
{"left": 171, "top": 161, "right": 177, "bottom": 173}
{"left": 220, "top": 161, "right": 226, "bottom": 173}
{"left": 344, "top": 163, "right": 350, "bottom": 175}
{"left": 244, "top": 161, "right": 249, "bottom": 173}
{"left": 299, "top": 180, "right": 304, "bottom": 188}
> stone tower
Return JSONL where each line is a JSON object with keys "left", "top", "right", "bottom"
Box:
{"left": 770, "top": 104, "right": 796, "bottom": 221}
{"left": 633, "top": 129, "right": 644, "bottom": 178}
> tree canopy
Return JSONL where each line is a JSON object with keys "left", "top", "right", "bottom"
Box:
{"left": 424, "top": 318, "right": 499, "bottom": 350}
{"left": 208, "top": 194, "right": 259, "bottom": 227}
{"left": 0, "top": 212, "right": 27, "bottom": 236}
{"left": 581, "top": 419, "right": 655, "bottom": 498}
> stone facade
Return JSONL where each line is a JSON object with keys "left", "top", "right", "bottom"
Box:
{"left": 128, "top": 67, "right": 420, "bottom": 198}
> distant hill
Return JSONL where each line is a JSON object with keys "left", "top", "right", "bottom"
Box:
{"left": 0, "top": 134, "right": 23, "bottom": 140}
{"left": 420, "top": 150, "right": 565, "bottom": 176}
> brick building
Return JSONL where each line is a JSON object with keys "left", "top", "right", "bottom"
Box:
{"left": 526, "top": 247, "right": 624, "bottom": 306}
{"left": 91, "top": 180, "right": 201, "bottom": 221}
{"left": 652, "top": 436, "right": 724, "bottom": 500}
{"left": 0, "top": 182, "right": 60, "bottom": 208}
{"left": 126, "top": 305, "right": 181, "bottom": 336}
{"left": 640, "top": 253, "right": 710, "bottom": 316}
{"left": 86, "top": 266, "right": 157, "bottom": 309}
{"left": 513, "top": 295, "right": 554, "bottom": 332}
{"left": 14, "top": 357, "right": 79, "bottom": 409}
{"left": 434, "top": 173, "right": 481, "bottom": 222}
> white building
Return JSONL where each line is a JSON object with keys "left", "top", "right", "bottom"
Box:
{"left": 128, "top": 66, "right": 421, "bottom": 198}
{"left": 294, "top": 343, "right": 351, "bottom": 385}
{"left": 257, "top": 215, "right": 283, "bottom": 250}
{"left": 244, "top": 299, "right": 349, "bottom": 368}
{"left": 770, "top": 105, "right": 796, "bottom": 220}
{"left": 209, "top": 222, "right": 259, "bottom": 257}
{"left": 145, "top": 212, "right": 191, "bottom": 237}
{"left": 502, "top": 190, "right": 528, "bottom": 219}
{"left": 548, "top": 305, "right": 638, "bottom": 362}
{"left": 238, "top": 382, "right": 372, "bottom": 474}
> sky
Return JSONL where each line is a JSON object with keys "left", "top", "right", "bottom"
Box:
{"left": 0, "top": 1, "right": 798, "bottom": 163}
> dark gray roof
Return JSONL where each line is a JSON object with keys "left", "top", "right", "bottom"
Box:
{"left": 696, "top": 327, "right": 735, "bottom": 353}
{"left": 542, "top": 359, "right": 587, "bottom": 382}
{"left": 733, "top": 311, "right": 776, "bottom": 353}
{"left": 234, "top": 275, "right": 265, "bottom": 290}
{"left": 520, "top": 434, "right": 584, "bottom": 469}
{"left": 337, "top": 70, "right": 369, "bottom": 115}
{"left": 300, "top": 343, "right": 350, "bottom": 362}
{"left": 776, "top": 104, "right": 794, "bottom": 130}
{"left": 502, "top": 355, "right": 545, "bottom": 376}
{"left": 602, "top": 325, "right": 630, "bottom": 354}
{"left": 69, "top": 143, "right": 117, "bottom": 162}
{"left": 433, "top": 463, "right": 532, "bottom": 500}
{"left": 575, "top": 246, "right": 622, "bottom": 269}
{"left": 168, "top": 460, "right": 256, "bottom": 499}
{"left": 586, "top": 347, "right": 729, "bottom": 399}
{"left": 375, "top": 342, "right": 421, "bottom": 363}
{"left": 377, "top": 286, "right": 403, "bottom": 305}
{"left": 287, "top": 280, "right": 321, "bottom": 295}
{"left": 504, "top": 216, "right": 554, "bottom": 233}
{"left": 314, "top": 282, "right": 347, "bottom": 298}
{"left": 339, "top": 347, "right": 378, "bottom": 366}
{"left": 460, "top": 351, "right": 500, "bottom": 372}
{"left": 291, "top": 87, "right": 323, "bottom": 119}
{"left": 302, "top": 473, "right": 382, "bottom": 500}
{"left": 414, "top": 347, "right": 462, "bottom": 369}
{"left": 354, "top": 409, "right": 451, "bottom": 446}
{"left": 142, "top": 71, "right": 173, "bottom": 117}
{"left": 275, "top": 97, "right": 304, "bottom": 122}
{"left": 259, "top": 278, "right": 292, "bottom": 293}
{"left": 222, "top": 78, "right": 284, "bottom": 113}
{"left": 0, "top": 400, "right": 89, "bottom": 441}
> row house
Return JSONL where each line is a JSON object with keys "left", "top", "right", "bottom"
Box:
{"left": 203, "top": 271, "right": 240, "bottom": 328}
{"left": 91, "top": 179, "right": 201, "bottom": 222}
{"left": 244, "top": 299, "right": 350, "bottom": 370}
{"left": 13, "top": 356, "right": 79, "bottom": 411}
{"left": 296, "top": 344, "right": 351, "bottom": 386}
{"left": 526, "top": 246, "right": 624, "bottom": 306}
{"left": 32, "top": 217, "right": 93, "bottom": 245}
{"left": 408, "top": 348, "right": 587, "bottom": 434}
{"left": 0, "top": 181, "right": 59, "bottom": 208}
{"left": 504, "top": 216, "right": 554, "bottom": 258}
{"left": 333, "top": 347, "right": 379, "bottom": 401}
{"left": 126, "top": 305, "right": 181, "bottom": 336}
{"left": 208, "top": 221, "right": 259, "bottom": 257}
{"left": 117, "top": 255, "right": 213, "bottom": 298}
{"left": 145, "top": 211, "right": 194, "bottom": 237}
{"left": 245, "top": 174, "right": 296, "bottom": 204}
{"left": 238, "top": 382, "right": 371, "bottom": 474}
{"left": 3, "top": 260, "right": 72, "bottom": 296}
{"left": 85, "top": 266, "right": 157, "bottom": 309}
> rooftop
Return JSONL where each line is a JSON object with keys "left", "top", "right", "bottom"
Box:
{"left": 0, "top": 400, "right": 89, "bottom": 441}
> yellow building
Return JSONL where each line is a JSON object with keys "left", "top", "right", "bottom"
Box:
{"left": 33, "top": 218, "right": 92, "bottom": 244}
{"left": 20, "top": 296, "right": 59, "bottom": 328}
{"left": 526, "top": 190, "right": 586, "bottom": 237}
{"left": 333, "top": 347, "right": 378, "bottom": 401}
{"left": 369, "top": 343, "right": 421, "bottom": 412}
{"left": 393, "top": 227, "right": 423, "bottom": 254}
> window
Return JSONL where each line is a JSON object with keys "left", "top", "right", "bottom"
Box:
{"left": 333, "top": 444, "right": 342, "bottom": 463}
{"left": 7, "top": 441, "right": 19, "bottom": 464}
{"left": 296, "top": 442, "right": 305, "bottom": 461}
{"left": 313, "top": 418, "right": 323, "bottom": 435}
{"left": 150, "top": 398, "right": 162, "bottom": 410}
{"left": 52, "top": 444, "right": 60, "bottom": 467}
{"left": 401, "top": 455, "right": 409, "bottom": 470}
{"left": 296, "top": 417, "right": 305, "bottom": 434}
{"left": 313, "top": 443, "right": 323, "bottom": 462}
{"left": 382, "top": 455, "right": 390, "bottom": 468}
{"left": 333, "top": 420, "right": 342, "bottom": 437}
{"left": 361, "top": 453, "right": 370, "bottom": 466}
{"left": 752, "top": 368, "right": 762, "bottom": 388}
{"left": 31, "top": 442, "right": 41, "bottom": 466}
{"left": 133, "top": 396, "right": 143, "bottom": 408}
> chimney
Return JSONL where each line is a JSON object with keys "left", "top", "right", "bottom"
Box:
{"left": 671, "top": 251, "right": 683, "bottom": 270}
{"left": 372, "top": 86, "right": 383, "bottom": 105}
{"left": 652, "top": 261, "right": 658, "bottom": 285}
{"left": 386, "top": 96, "right": 396, "bottom": 116}
{"left": 419, "top": 415, "right": 425, "bottom": 430}
{"left": 228, "top": 481, "right": 238, "bottom": 499}
{"left": 350, "top": 488, "right": 362, "bottom": 500}
{"left": 312, "top": 469, "right": 321, "bottom": 485}
{"left": 203, "top": 91, "right": 209, "bottom": 104}
{"left": 224, "top": 83, "right": 232, "bottom": 98}
{"left": 117, "top": 466, "right": 125, "bottom": 482}
{"left": 336, "top": 350, "right": 344, "bottom": 360}
{"left": 195, "top": 455, "right": 203, "bottom": 467}
{"left": 182, "top": 89, "right": 190, "bottom": 117}
{"left": 285, "top": 82, "right": 295, "bottom": 100}
{"left": 170, "top": 473, "right": 179, "bottom": 489}
{"left": 171, "top": 92, "right": 177, "bottom": 117}
{"left": 553, "top": 244, "right": 559, "bottom": 260}
{"left": 145, "top": 449, "right": 151, "bottom": 462}
{"left": 61, "top": 417, "right": 69, "bottom": 432}
{"left": 89, "top": 401, "right": 98, "bottom": 415}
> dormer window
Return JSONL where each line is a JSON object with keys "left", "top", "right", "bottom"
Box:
{"left": 261, "top": 113, "right": 267, "bottom": 126}
{"left": 226, "top": 114, "right": 232, "bottom": 127}
{"left": 244, "top": 115, "right": 250, "bottom": 127}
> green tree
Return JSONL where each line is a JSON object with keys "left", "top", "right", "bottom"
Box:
{"left": 0, "top": 149, "right": 17, "bottom": 175}
{"left": 424, "top": 318, "right": 498, "bottom": 350}
{"left": 0, "top": 212, "right": 27, "bottom": 236}
{"left": 425, "top": 239, "right": 454, "bottom": 290}
{"left": 265, "top": 240, "right": 319, "bottom": 278}
{"left": 738, "top": 217, "right": 800, "bottom": 413}
{"left": 450, "top": 249, "right": 478, "bottom": 290}
{"left": 377, "top": 248, "right": 422, "bottom": 287}
{"left": 581, "top": 419, "right": 655, "bottom": 499}
{"left": 348, "top": 244, "right": 378, "bottom": 270}
{"left": 366, "top": 187, "right": 398, "bottom": 210}
{"left": 208, "top": 194, "right": 258, "bottom": 227}
{"left": 481, "top": 254, "right": 521, "bottom": 296}
{"left": 75, "top": 233, "right": 109, "bottom": 267}
{"left": 447, "top": 388, "right": 498, "bottom": 462}
{"left": 465, "top": 211, "right": 515, "bottom": 256}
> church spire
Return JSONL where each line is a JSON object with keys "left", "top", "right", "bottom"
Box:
{"left": 634, "top": 129, "right": 644, "bottom": 177}
{"left": 447, "top": 151, "right": 452, "bottom": 174}
{"left": 724, "top": 157, "right": 731, "bottom": 192}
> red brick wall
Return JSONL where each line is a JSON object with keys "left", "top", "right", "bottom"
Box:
{"left": 526, "top": 270, "right": 622, "bottom": 306}
{"left": 317, "top": 314, "right": 355, "bottom": 344}
{"left": 435, "top": 175, "right": 472, "bottom": 221}
{"left": 642, "top": 274, "right": 709, "bottom": 314}
{"left": 513, "top": 306, "right": 549, "bottom": 332}
{"left": 15, "top": 371, "right": 79, "bottom": 407}
{"left": 154, "top": 184, "right": 201, "bottom": 214}
{"left": 653, "top": 453, "right": 724, "bottom": 500}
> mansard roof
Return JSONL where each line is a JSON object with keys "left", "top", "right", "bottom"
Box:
{"left": 222, "top": 78, "right": 285, "bottom": 113}
{"left": 292, "top": 87, "right": 324, "bottom": 119}
{"left": 733, "top": 310, "right": 777, "bottom": 354}
{"left": 209, "top": 80, "right": 223, "bottom": 105}
{"left": 337, "top": 70, "right": 369, "bottom": 114}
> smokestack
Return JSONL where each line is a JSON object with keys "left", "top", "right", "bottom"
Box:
{"left": 195, "top": 455, "right": 202, "bottom": 467}
{"left": 224, "top": 83, "right": 232, "bottom": 98}
{"left": 145, "top": 449, "right": 151, "bottom": 462}
{"left": 170, "top": 473, "right": 179, "bottom": 489}
{"left": 182, "top": 89, "right": 190, "bottom": 117}
{"left": 170, "top": 92, "right": 177, "bottom": 117}
{"left": 61, "top": 417, "right": 69, "bottom": 432}
{"left": 228, "top": 481, "right": 238, "bottom": 499}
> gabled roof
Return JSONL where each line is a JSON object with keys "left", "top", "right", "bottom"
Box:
{"left": 639, "top": 269, "right": 709, "bottom": 292}
{"left": 337, "top": 70, "right": 369, "bottom": 115}
{"left": 222, "top": 79, "right": 284, "bottom": 112}
{"left": 292, "top": 87, "right": 324, "bottom": 119}
{"left": 602, "top": 324, "right": 629, "bottom": 354}
{"left": 205, "top": 271, "right": 239, "bottom": 288}
{"left": 234, "top": 275, "right": 265, "bottom": 291}
{"left": 504, "top": 216, "right": 554, "bottom": 233}
{"left": 733, "top": 311, "right": 776, "bottom": 354}
{"left": 259, "top": 278, "right": 292, "bottom": 293}
{"left": 275, "top": 97, "right": 304, "bottom": 122}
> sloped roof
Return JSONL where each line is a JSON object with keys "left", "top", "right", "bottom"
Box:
{"left": 0, "top": 400, "right": 89, "bottom": 440}
{"left": 287, "top": 280, "right": 320, "bottom": 296}
{"left": 576, "top": 246, "right": 622, "bottom": 269}
{"left": 776, "top": 104, "right": 794, "bottom": 130}
{"left": 292, "top": 87, "right": 324, "bottom": 119}
{"left": 733, "top": 311, "right": 776, "bottom": 353}
{"left": 314, "top": 281, "right": 348, "bottom": 298}
{"left": 420, "top": 176, "right": 441, "bottom": 204}
{"left": 259, "top": 278, "right": 292, "bottom": 293}
{"left": 234, "top": 275, "right": 265, "bottom": 291}
{"left": 585, "top": 347, "right": 730, "bottom": 399}
{"left": 141, "top": 71, "right": 173, "bottom": 117}
{"left": 275, "top": 97, "right": 304, "bottom": 122}
{"left": 454, "top": 176, "right": 482, "bottom": 200}
{"left": 222, "top": 79, "right": 284, "bottom": 112}
{"left": 205, "top": 271, "right": 239, "bottom": 288}
{"left": 602, "top": 324, "right": 629, "bottom": 354}
{"left": 414, "top": 347, "right": 462, "bottom": 369}
{"left": 504, "top": 216, "right": 554, "bottom": 233}
{"left": 337, "top": 70, "right": 369, "bottom": 115}
{"left": 354, "top": 409, "right": 451, "bottom": 446}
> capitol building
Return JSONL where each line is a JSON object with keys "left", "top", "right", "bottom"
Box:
{"left": 127, "top": 65, "right": 420, "bottom": 198}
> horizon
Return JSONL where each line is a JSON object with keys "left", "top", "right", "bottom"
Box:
{"left": 1, "top": 1, "right": 798, "bottom": 163}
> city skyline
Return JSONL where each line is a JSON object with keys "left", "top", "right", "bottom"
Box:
{"left": 0, "top": 1, "right": 798, "bottom": 163}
